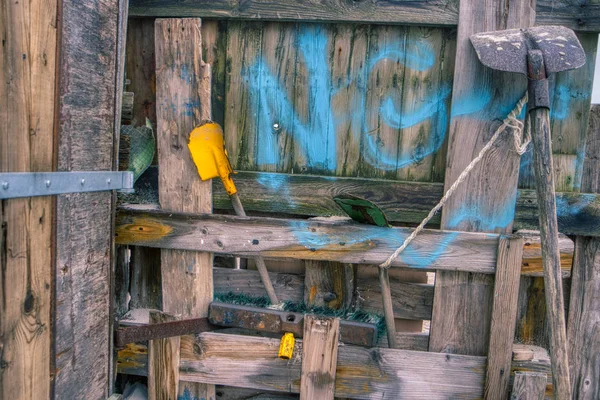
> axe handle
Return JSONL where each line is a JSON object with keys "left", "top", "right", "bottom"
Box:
{"left": 230, "top": 193, "right": 280, "bottom": 305}
{"left": 530, "top": 108, "right": 572, "bottom": 400}
{"left": 528, "top": 50, "right": 571, "bottom": 400}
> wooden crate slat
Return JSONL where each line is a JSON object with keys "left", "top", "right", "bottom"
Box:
{"left": 154, "top": 17, "right": 215, "bottom": 399}
{"left": 128, "top": 0, "right": 600, "bottom": 32}
{"left": 116, "top": 207, "right": 575, "bottom": 277}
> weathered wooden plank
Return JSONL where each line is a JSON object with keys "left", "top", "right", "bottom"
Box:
{"left": 430, "top": 0, "right": 535, "bottom": 357}
{"left": 129, "top": 246, "right": 162, "bottom": 310}
{"left": 330, "top": 24, "right": 368, "bottom": 177}
{"left": 200, "top": 19, "right": 228, "bottom": 127}
{"left": 126, "top": 18, "right": 157, "bottom": 127}
{"left": 304, "top": 262, "right": 354, "bottom": 310}
{"left": 116, "top": 207, "right": 579, "bottom": 277}
{"left": 567, "top": 104, "right": 600, "bottom": 400}
{"left": 208, "top": 171, "right": 600, "bottom": 237}
{"left": 115, "top": 246, "right": 131, "bottom": 318}
{"left": 0, "top": 0, "right": 56, "bottom": 397}
{"left": 128, "top": 0, "right": 600, "bottom": 32}
{"left": 118, "top": 337, "right": 557, "bottom": 397}
{"left": 223, "top": 20, "right": 263, "bottom": 170}
{"left": 116, "top": 207, "right": 501, "bottom": 273}
{"left": 148, "top": 311, "right": 180, "bottom": 400}
{"left": 179, "top": 332, "right": 486, "bottom": 399}
{"left": 300, "top": 316, "right": 340, "bottom": 400}
{"left": 511, "top": 372, "right": 547, "bottom": 400}
{"left": 485, "top": 237, "right": 525, "bottom": 400}
{"left": 155, "top": 17, "right": 215, "bottom": 400}
{"left": 53, "top": 0, "right": 121, "bottom": 398}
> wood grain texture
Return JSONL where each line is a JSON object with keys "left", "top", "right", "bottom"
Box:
{"left": 128, "top": 0, "right": 600, "bottom": 31}
{"left": 511, "top": 372, "right": 547, "bottom": 400}
{"left": 530, "top": 107, "right": 571, "bottom": 399}
{"left": 300, "top": 316, "right": 340, "bottom": 400}
{"left": 179, "top": 332, "right": 486, "bottom": 399}
{"left": 430, "top": 0, "right": 536, "bottom": 357}
{"left": 118, "top": 336, "right": 557, "bottom": 397}
{"left": 155, "top": 17, "right": 215, "bottom": 400}
{"left": 148, "top": 311, "right": 180, "bottom": 400}
{"left": 485, "top": 236, "right": 525, "bottom": 400}
{"left": 129, "top": 246, "right": 162, "bottom": 310}
{"left": 0, "top": 0, "right": 56, "bottom": 397}
{"left": 116, "top": 206, "right": 501, "bottom": 273}
{"left": 126, "top": 18, "right": 157, "bottom": 127}
{"left": 304, "top": 262, "right": 354, "bottom": 310}
{"left": 208, "top": 171, "right": 600, "bottom": 237}
{"left": 567, "top": 104, "right": 600, "bottom": 400}
{"left": 54, "top": 0, "right": 121, "bottom": 398}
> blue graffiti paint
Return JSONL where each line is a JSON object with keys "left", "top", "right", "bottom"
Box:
{"left": 445, "top": 190, "right": 518, "bottom": 231}
{"left": 178, "top": 387, "right": 203, "bottom": 400}
{"left": 183, "top": 100, "right": 200, "bottom": 117}
{"left": 290, "top": 220, "right": 458, "bottom": 268}
{"left": 555, "top": 194, "right": 594, "bottom": 218}
{"left": 256, "top": 172, "right": 297, "bottom": 209}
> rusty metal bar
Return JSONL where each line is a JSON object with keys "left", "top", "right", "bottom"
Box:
{"left": 115, "top": 317, "right": 214, "bottom": 347}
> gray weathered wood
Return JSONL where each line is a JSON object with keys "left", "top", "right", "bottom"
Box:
{"left": 209, "top": 171, "right": 600, "bottom": 237}
{"left": 430, "top": 0, "right": 535, "bottom": 357}
{"left": 511, "top": 372, "right": 547, "bottom": 400}
{"left": 0, "top": 0, "right": 56, "bottom": 397}
{"left": 129, "top": 246, "right": 162, "bottom": 310}
{"left": 155, "top": 17, "right": 215, "bottom": 400}
{"left": 485, "top": 236, "right": 525, "bottom": 400}
{"left": 53, "top": 0, "right": 121, "bottom": 398}
{"left": 116, "top": 207, "right": 577, "bottom": 278}
{"left": 530, "top": 106, "right": 571, "bottom": 399}
{"left": 567, "top": 104, "right": 600, "bottom": 400}
{"left": 300, "top": 316, "right": 340, "bottom": 400}
{"left": 128, "top": 0, "right": 600, "bottom": 31}
{"left": 379, "top": 267, "right": 397, "bottom": 348}
{"left": 179, "top": 332, "right": 486, "bottom": 399}
{"left": 115, "top": 246, "right": 131, "bottom": 318}
{"left": 116, "top": 206, "right": 500, "bottom": 273}
{"left": 304, "top": 261, "right": 354, "bottom": 310}
{"left": 148, "top": 311, "right": 180, "bottom": 400}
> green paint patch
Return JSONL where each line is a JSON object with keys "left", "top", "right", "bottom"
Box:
{"left": 333, "top": 194, "right": 391, "bottom": 227}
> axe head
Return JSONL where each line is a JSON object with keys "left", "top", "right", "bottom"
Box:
{"left": 470, "top": 25, "right": 586, "bottom": 74}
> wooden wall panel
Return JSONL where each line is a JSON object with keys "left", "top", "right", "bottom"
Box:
{"left": 54, "top": 0, "right": 123, "bottom": 398}
{"left": 0, "top": 0, "right": 57, "bottom": 398}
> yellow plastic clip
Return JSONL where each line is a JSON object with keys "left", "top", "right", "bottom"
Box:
{"left": 188, "top": 121, "right": 237, "bottom": 195}
{"left": 278, "top": 332, "right": 295, "bottom": 360}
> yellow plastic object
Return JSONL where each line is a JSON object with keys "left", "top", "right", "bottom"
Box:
{"left": 188, "top": 121, "right": 237, "bottom": 195}
{"left": 278, "top": 332, "right": 295, "bottom": 360}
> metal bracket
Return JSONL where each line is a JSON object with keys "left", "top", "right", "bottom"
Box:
{"left": 0, "top": 171, "right": 134, "bottom": 199}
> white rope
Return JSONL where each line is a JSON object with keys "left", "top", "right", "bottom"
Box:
{"left": 379, "top": 92, "right": 531, "bottom": 269}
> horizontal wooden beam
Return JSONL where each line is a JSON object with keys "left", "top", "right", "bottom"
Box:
{"left": 211, "top": 172, "right": 600, "bottom": 237}
{"left": 117, "top": 206, "right": 573, "bottom": 276}
{"left": 117, "top": 332, "right": 556, "bottom": 398}
{"left": 128, "top": 0, "right": 600, "bottom": 32}
{"left": 116, "top": 206, "right": 501, "bottom": 273}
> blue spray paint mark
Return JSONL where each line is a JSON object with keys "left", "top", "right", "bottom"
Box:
{"left": 180, "top": 64, "right": 192, "bottom": 84}
{"left": 445, "top": 190, "right": 518, "bottom": 231}
{"left": 183, "top": 100, "right": 200, "bottom": 117}
{"left": 555, "top": 194, "right": 594, "bottom": 218}
{"left": 256, "top": 173, "right": 297, "bottom": 209}
{"left": 290, "top": 220, "right": 458, "bottom": 268}
{"left": 178, "top": 387, "right": 203, "bottom": 400}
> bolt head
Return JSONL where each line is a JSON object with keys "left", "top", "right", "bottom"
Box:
{"left": 2, "top": 182, "right": 8, "bottom": 190}
{"left": 80, "top": 179, "right": 85, "bottom": 185}
{"left": 45, "top": 180, "right": 51, "bottom": 187}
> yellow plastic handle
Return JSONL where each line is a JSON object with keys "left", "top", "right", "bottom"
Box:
{"left": 278, "top": 332, "right": 295, "bottom": 360}
{"left": 188, "top": 121, "right": 237, "bottom": 195}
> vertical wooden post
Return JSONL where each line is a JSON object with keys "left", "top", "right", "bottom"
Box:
{"left": 430, "top": 0, "right": 535, "bottom": 356}
{"left": 148, "top": 311, "right": 180, "bottom": 400}
{"left": 0, "top": 0, "right": 57, "bottom": 398}
{"left": 485, "top": 236, "right": 524, "bottom": 399}
{"left": 304, "top": 261, "right": 354, "bottom": 310}
{"left": 567, "top": 104, "right": 600, "bottom": 399}
{"left": 53, "top": 1, "right": 123, "bottom": 398}
{"left": 155, "top": 18, "right": 215, "bottom": 400}
{"left": 511, "top": 372, "right": 547, "bottom": 400}
{"left": 300, "top": 316, "right": 340, "bottom": 400}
